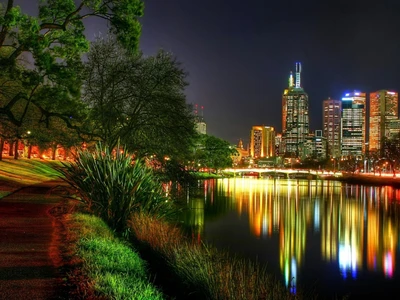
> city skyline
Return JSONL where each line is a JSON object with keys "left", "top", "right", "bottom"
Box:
{"left": 14, "top": 0, "right": 400, "bottom": 145}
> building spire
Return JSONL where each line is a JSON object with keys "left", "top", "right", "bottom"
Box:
{"left": 295, "top": 62, "right": 301, "bottom": 88}
{"left": 289, "top": 71, "right": 294, "bottom": 88}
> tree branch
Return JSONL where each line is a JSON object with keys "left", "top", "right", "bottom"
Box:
{"left": 40, "top": 1, "right": 85, "bottom": 31}
{"left": 0, "top": 0, "right": 14, "bottom": 46}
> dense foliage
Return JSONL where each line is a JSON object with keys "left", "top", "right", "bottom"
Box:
{"left": 192, "top": 134, "right": 237, "bottom": 171}
{"left": 58, "top": 142, "right": 176, "bottom": 233}
{"left": 82, "top": 37, "right": 197, "bottom": 160}
{"left": 0, "top": 0, "right": 144, "bottom": 153}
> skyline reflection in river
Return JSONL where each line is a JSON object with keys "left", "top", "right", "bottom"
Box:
{"left": 180, "top": 178, "right": 400, "bottom": 298}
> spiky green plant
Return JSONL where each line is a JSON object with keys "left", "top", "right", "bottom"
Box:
{"left": 58, "top": 142, "right": 174, "bottom": 232}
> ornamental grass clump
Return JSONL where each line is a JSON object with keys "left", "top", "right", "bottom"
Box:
{"left": 58, "top": 143, "right": 174, "bottom": 232}
{"left": 128, "top": 213, "right": 299, "bottom": 300}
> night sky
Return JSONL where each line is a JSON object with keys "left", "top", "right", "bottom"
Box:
{"left": 13, "top": 0, "right": 400, "bottom": 145}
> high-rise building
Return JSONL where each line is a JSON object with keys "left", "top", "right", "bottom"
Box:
{"left": 303, "top": 130, "right": 327, "bottom": 160}
{"left": 250, "top": 126, "right": 275, "bottom": 158}
{"left": 282, "top": 62, "right": 309, "bottom": 158}
{"left": 193, "top": 104, "right": 206, "bottom": 135}
{"left": 341, "top": 91, "right": 366, "bottom": 157}
{"left": 369, "top": 90, "right": 398, "bottom": 153}
{"left": 323, "top": 98, "right": 342, "bottom": 158}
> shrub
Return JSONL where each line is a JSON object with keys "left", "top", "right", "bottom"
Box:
{"left": 58, "top": 143, "right": 175, "bottom": 232}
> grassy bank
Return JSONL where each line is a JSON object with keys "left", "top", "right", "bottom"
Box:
{"left": 58, "top": 145, "right": 310, "bottom": 299}
{"left": 0, "top": 157, "right": 317, "bottom": 299}
{"left": 0, "top": 158, "right": 165, "bottom": 299}
{"left": 65, "top": 213, "right": 164, "bottom": 299}
{"left": 128, "top": 213, "right": 307, "bottom": 300}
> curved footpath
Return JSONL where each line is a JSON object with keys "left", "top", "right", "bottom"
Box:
{"left": 0, "top": 179, "right": 70, "bottom": 300}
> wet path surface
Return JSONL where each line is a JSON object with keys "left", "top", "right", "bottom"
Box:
{"left": 0, "top": 180, "right": 68, "bottom": 300}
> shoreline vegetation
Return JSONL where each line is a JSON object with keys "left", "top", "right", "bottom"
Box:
{"left": 2, "top": 158, "right": 399, "bottom": 299}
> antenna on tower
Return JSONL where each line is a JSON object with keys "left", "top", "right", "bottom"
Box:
{"left": 295, "top": 62, "right": 301, "bottom": 88}
{"left": 201, "top": 106, "right": 204, "bottom": 117}
{"left": 289, "top": 71, "right": 294, "bottom": 88}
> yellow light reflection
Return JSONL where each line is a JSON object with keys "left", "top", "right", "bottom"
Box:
{"left": 188, "top": 177, "right": 400, "bottom": 287}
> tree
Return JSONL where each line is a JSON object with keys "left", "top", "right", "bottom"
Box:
{"left": 82, "top": 37, "right": 197, "bottom": 161}
{"left": 194, "top": 134, "right": 237, "bottom": 172}
{"left": 0, "top": 0, "right": 144, "bottom": 134}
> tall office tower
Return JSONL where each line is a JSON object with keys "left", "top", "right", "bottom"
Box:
{"left": 250, "top": 126, "right": 275, "bottom": 158}
{"left": 322, "top": 98, "right": 342, "bottom": 158}
{"left": 282, "top": 62, "right": 309, "bottom": 158}
{"left": 369, "top": 90, "right": 398, "bottom": 153}
{"left": 341, "top": 91, "right": 366, "bottom": 157}
{"left": 193, "top": 104, "right": 207, "bottom": 134}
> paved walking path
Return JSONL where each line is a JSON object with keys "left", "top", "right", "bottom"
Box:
{"left": 0, "top": 180, "right": 69, "bottom": 300}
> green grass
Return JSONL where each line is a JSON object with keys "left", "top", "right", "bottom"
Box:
{"left": 70, "top": 213, "right": 164, "bottom": 300}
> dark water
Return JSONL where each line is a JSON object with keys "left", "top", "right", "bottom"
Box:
{"left": 179, "top": 178, "right": 400, "bottom": 299}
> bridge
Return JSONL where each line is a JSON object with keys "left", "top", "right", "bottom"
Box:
{"left": 223, "top": 168, "right": 341, "bottom": 179}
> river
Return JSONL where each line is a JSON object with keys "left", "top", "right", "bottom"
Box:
{"left": 179, "top": 178, "right": 400, "bottom": 299}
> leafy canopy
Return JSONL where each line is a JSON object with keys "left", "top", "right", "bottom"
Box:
{"left": 82, "top": 36, "right": 197, "bottom": 161}
{"left": 0, "top": 0, "right": 143, "bottom": 132}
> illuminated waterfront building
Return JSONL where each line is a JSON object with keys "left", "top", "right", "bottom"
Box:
{"left": 369, "top": 90, "right": 398, "bottom": 153}
{"left": 323, "top": 98, "right": 342, "bottom": 158}
{"left": 341, "top": 91, "right": 366, "bottom": 156}
{"left": 303, "top": 130, "right": 327, "bottom": 160}
{"left": 250, "top": 125, "right": 275, "bottom": 158}
{"left": 282, "top": 62, "right": 309, "bottom": 158}
{"left": 275, "top": 133, "right": 283, "bottom": 156}
{"left": 232, "top": 139, "right": 249, "bottom": 167}
{"left": 387, "top": 119, "right": 400, "bottom": 139}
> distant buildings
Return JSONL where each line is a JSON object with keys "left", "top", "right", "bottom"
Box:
{"left": 322, "top": 98, "right": 341, "bottom": 158}
{"left": 241, "top": 63, "right": 400, "bottom": 165}
{"left": 304, "top": 130, "right": 327, "bottom": 160}
{"left": 232, "top": 139, "right": 249, "bottom": 166}
{"left": 282, "top": 62, "right": 309, "bottom": 158}
{"left": 193, "top": 104, "right": 207, "bottom": 135}
{"left": 341, "top": 91, "right": 366, "bottom": 157}
{"left": 250, "top": 126, "right": 275, "bottom": 158}
{"left": 369, "top": 90, "right": 398, "bottom": 153}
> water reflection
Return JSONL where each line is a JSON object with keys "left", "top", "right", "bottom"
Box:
{"left": 181, "top": 178, "right": 400, "bottom": 295}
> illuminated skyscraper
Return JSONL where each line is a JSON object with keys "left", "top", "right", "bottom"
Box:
{"left": 282, "top": 62, "right": 309, "bottom": 158}
{"left": 193, "top": 104, "right": 206, "bottom": 134}
{"left": 341, "top": 91, "right": 366, "bottom": 156}
{"left": 323, "top": 98, "right": 342, "bottom": 158}
{"left": 369, "top": 90, "right": 398, "bottom": 153}
{"left": 250, "top": 126, "right": 275, "bottom": 158}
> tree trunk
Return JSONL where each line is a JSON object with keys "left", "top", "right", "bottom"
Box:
{"left": 8, "top": 141, "right": 13, "bottom": 156}
{"left": 13, "top": 139, "right": 19, "bottom": 160}
{"left": 63, "top": 148, "right": 69, "bottom": 160}
{"left": 51, "top": 144, "right": 57, "bottom": 160}
{"left": 27, "top": 145, "right": 32, "bottom": 159}
{"left": 0, "top": 138, "right": 3, "bottom": 161}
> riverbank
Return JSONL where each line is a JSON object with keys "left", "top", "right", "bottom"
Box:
{"left": 322, "top": 172, "right": 400, "bottom": 188}
{"left": 0, "top": 158, "right": 308, "bottom": 299}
